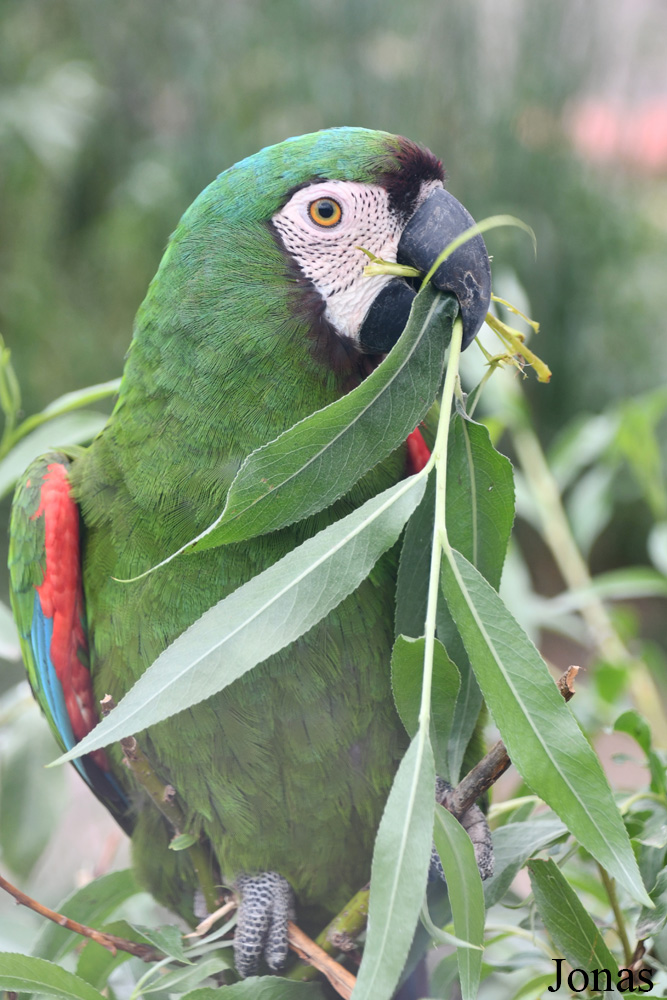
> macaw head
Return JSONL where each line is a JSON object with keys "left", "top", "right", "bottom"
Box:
{"left": 266, "top": 128, "right": 491, "bottom": 354}
{"left": 154, "top": 128, "right": 490, "bottom": 368}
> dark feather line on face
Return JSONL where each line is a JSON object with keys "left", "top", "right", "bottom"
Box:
{"left": 267, "top": 221, "right": 382, "bottom": 391}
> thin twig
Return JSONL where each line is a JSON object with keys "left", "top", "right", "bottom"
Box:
{"left": 287, "top": 921, "right": 356, "bottom": 999}
{"left": 186, "top": 898, "right": 237, "bottom": 937}
{"left": 0, "top": 874, "right": 162, "bottom": 962}
{"left": 597, "top": 864, "right": 633, "bottom": 967}
{"left": 285, "top": 886, "right": 369, "bottom": 983}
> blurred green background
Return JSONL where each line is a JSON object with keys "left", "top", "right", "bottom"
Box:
{"left": 1, "top": 0, "right": 666, "bottom": 665}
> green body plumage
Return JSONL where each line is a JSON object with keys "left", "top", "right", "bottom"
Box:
{"left": 68, "top": 129, "right": 418, "bottom": 919}
{"left": 10, "top": 129, "right": 495, "bottom": 958}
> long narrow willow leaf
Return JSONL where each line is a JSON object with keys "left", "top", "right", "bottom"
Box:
{"left": 179, "top": 981, "right": 323, "bottom": 998}
{"left": 158, "top": 288, "right": 455, "bottom": 561}
{"left": 0, "top": 954, "right": 106, "bottom": 1000}
{"left": 527, "top": 859, "right": 619, "bottom": 984}
{"left": 52, "top": 473, "right": 426, "bottom": 762}
{"left": 440, "top": 547, "right": 652, "bottom": 907}
{"left": 433, "top": 805, "right": 485, "bottom": 1000}
{"left": 352, "top": 735, "right": 435, "bottom": 1000}
{"left": 0, "top": 412, "right": 109, "bottom": 500}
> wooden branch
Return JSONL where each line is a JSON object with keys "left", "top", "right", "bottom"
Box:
{"left": 444, "top": 666, "right": 579, "bottom": 818}
{"left": 0, "top": 873, "right": 162, "bottom": 962}
{"left": 285, "top": 886, "right": 369, "bottom": 985}
{"left": 287, "top": 921, "right": 356, "bottom": 999}
{"left": 100, "top": 694, "right": 219, "bottom": 913}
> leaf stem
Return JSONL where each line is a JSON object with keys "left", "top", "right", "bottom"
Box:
{"left": 597, "top": 864, "right": 633, "bottom": 966}
{"left": 419, "top": 317, "right": 464, "bottom": 731}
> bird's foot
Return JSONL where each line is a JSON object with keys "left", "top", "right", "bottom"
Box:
{"left": 233, "top": 871, "right": 295, "bottom": 977}
{"left": 429, "top": 777, "right": 494, "bottom": 882}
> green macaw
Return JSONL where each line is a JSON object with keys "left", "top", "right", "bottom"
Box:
{"left": 8, "top": 128, "right": 492, "bottom": 976}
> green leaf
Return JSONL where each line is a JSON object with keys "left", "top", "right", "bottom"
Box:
{"left": 75, "top": 921, "right": 143, "bottom": 989}
{"left": 129, "top": 923, "right": 189, "bottom": 963}
{"left": 0, "top": 598, "right": 20, "bottom": 660}
{"left": 636, "top": 868, "right": 667, "bottom": 939}
{"left": 429, "top": 952, "right": 460, "bottom": 999}
{"left": 37, "top": 379, "right": 120, "bottom": 419}
{"left": 169, "top": 832, "right": 198, "bottom": 851}
{"left": 432, "top": 804, "right": 485, "bottom": 1000}
{"left": 33, "top": 870, "right": 142, "bottom": 962}
{"left": 139, "top": 954, "right": 231, "bottom": 993}
{"left": 509, "top": 972, "right": 559, "bottom": 1000}
{"left": 547, "top": 411, "right": 619, "bottom": 492}
{"left": 444, "top": 411, "right": 514, "bottom": 782}
{"left": 614, "top": 710, "right": 667, "bottom": 798}
{"left": 0, "top": 411, "right": 108, "bottom": 500}
{"left": 440, "top": 547, "right": 652, "bottom": 906}
{"left": 445, "top": 410, "right": 515, "bottom": 592}
{"left": 396, "top": 410, "right": 515, "bottom": 783}
{"left": 648, "top": 521, "right": 667, "bottom": 576}
{"left": 565, "top": 464, "right": 615, "bottom": 555}
{"left": 483, "top": 817, "right": 567, "bottom": 908}
{"left": 544, "top": 568, "right": 667, "bottom": 614}
{"left": 440, "top": 608, "right": 483, "bottom": 785}
{"left": 594, "top": 662, "right": 631, "bottom": 705}
{"left": 353, "top": 733, "right": 436, "bottom": 1000}
{"left": 0, "top": 953, "right": 106, "bottom": 1000}
{"left": 186, "top": 288, "right": 455, "bottom": 550}
{"left": 419, "top": 904, "right": 481, "bottom": 950}
{"left": 395, "top": 474, "right": 485, "bottom": 782}
{"left": 527, "top": 859, "right": 619, "bottom": 982}
{"left": 0, "top": 335, "right": 21, "bottom": 424}
{"left": 182, "top": 980, "right": 325, "bottom": 999}
{"left": 613, "top": 390, "right": 667, "bottom": 520}
{"left": 54, "top": 474, "right": 426, "bottom": 760}
{"left": 391, "top": 634, "right": 460, "bottom": 778}
{"left": 395, "top": 471, "right": 436, "bottom": 639}
{"left": 614, "top": 709, "right": 652, "bottom": 756}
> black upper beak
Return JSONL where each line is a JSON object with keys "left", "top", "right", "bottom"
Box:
{"left": 358, "top": 187, "right": 491, "bottom": 354}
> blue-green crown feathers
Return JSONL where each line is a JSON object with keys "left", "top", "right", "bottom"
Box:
{"left": 182, "top": 127, "right": 443, "bottom": 226}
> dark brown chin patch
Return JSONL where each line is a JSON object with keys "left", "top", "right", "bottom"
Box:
{"left": 269, "top": 220, "right": 384, "bottom": 392}
{"left": 305, "top": 291, "right": 385, "bottom": 391}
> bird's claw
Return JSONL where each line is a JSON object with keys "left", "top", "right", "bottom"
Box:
{"left": 429, "top": 777, "right": 494, "bottom": 882}
{"left": 233, "top": 871, "right": 295, "bottom": 977}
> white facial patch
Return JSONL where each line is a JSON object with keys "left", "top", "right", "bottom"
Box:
{"left": 272, "top": 178, "right": 442, "bottom": 342}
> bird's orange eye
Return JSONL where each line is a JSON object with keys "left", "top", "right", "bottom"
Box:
{"left": 308, "top": 198, "right": 342, "bottom": 227}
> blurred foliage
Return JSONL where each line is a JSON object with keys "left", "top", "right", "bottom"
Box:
{"left": 1, "top": 0, "right": 666, "bottom": 423}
